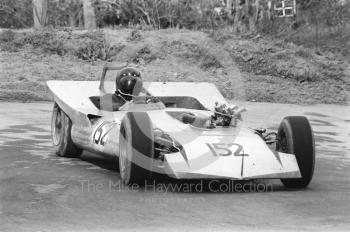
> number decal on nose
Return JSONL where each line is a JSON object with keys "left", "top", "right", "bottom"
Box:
{"left": 206, "top": 143, "right": 248, "bottom": 157}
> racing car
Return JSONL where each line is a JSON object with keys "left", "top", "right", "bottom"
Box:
{"left": 47, "top": 65, "right": 315, "bottom": 188}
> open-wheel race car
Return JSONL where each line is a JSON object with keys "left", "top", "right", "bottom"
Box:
{"left": 47, "top": 65, "right": 315, "bottom": 188}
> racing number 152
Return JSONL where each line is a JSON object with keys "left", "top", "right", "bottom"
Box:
{"left": 206, "top": 143, "right": 248, "bottom": 157}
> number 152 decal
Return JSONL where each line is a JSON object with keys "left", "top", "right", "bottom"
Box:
{"left": 206, "top": 143, "right": 248, "bottom": 157}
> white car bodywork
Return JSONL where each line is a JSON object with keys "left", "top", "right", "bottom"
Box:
{"left": 47, "top": 80, "right": 301, "bottom": 180}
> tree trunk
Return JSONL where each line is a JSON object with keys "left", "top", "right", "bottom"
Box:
{"left": 32, "top": 0, "right": 48, "bottom": 29}
{"left": 247, "top": 0, "right": 258, "bottom": 32}
{"left": 244, "top": 0, "right": 251, "bottom": 31}
{"left": 226, "top": 0, "right": 233, "bottom": 19}
{"left": 233, "top": 0, "right": 241, "bottom": 32}
{"left": 83, "top": 0, "right": 96, "bottom": 29}
{"left": 68, "top": 10, "right": 76, "bottom": 27}
{"left": 255, "top": 0, "right": 260, "bottom": 24}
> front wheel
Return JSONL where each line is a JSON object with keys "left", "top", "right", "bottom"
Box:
{"left": 277, "top": 116, "right": 315, "bottom": 188}
{"left": 51, "top": 103, "right": 82, "bottom": 158}
{"left": 118, "top": 112, "right": 154, "bottom": 185}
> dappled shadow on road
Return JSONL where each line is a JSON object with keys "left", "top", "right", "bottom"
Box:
{"left": 0, "top": 124, "right": 52, "bottom": 159}
{"left": 309, "top": 119, "right": 336, "bottom": 127}
{"left": 0, "top": 112, "right": 348, "bottom": 195}
{"left": 80, "top": 151, "right": 119, "bottom": 172}
{"left": 0, "top": 123, "right": 119, "bottom": 174}
{"left": 304, "top": 112, "right": 330, "bottom": 118}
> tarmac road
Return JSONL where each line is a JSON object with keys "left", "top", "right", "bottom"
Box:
{"left": 0, "top": 102, "right": 349, "bottom": 231}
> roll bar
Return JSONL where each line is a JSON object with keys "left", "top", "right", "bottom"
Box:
{"left": 99, "top": 63, "right": 128, "bottom": 92}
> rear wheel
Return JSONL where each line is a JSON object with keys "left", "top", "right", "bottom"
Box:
{"left": 277, "top": 116, "right": 315, "bottom": 188}
{"left": 51, "top": 103, "right": 82, "bottom": 158}
{"left": 119, "top": 112, "right": 154, "bottom": 185}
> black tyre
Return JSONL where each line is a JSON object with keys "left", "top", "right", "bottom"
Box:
{"left": 51, "top": 103, "right": 83, "bottom": 158}
{"left": 119, "top": 112, "right": 154, "bottom": 185}
{"left": 277, "top": 116, "right": 315, "bottom": 188}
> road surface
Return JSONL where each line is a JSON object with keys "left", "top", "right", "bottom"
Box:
{"left": 0, "top": 102, "right": 349, "bottom": 231}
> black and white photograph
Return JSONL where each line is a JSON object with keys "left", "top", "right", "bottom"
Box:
{"left": 0, "top": 0, "right": 349, "bottom": 231}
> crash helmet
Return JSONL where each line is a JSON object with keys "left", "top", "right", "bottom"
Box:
{"left": 115, "top": 68, "right": 143, "bottom": 101}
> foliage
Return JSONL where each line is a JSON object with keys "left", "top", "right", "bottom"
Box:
{"left": 0, "top": 0, "right": 349, "bottom": 32}
{"left": 47, "top": 0, "right": 83, "bottom": 27}
{"left": 0, "top": 29, "right": 15, "bottom": 42}
{"left": 93, "top": 0, "right": 224, "bottom": 30}
{"left": 296, "top": 0, "right": 349, "bottom": 26}
{"left": 0, "top": 0, "right": 33, "bottom": 28}
{"left": 0, "top": 29, "right": 117, "bottom": 61}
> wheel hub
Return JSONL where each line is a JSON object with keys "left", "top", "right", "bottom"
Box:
{"left": 52, "top": 107, "right": 62, "bottom": 146}
{"left": 119, "top": 132, "right": 131, "bottom": 184}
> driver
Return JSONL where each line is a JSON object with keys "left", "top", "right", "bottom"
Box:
{"left": 100, "top": 68, "right": 143, "bottom": 111}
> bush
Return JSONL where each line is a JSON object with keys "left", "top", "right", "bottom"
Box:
{"left": 295, "top": 48, "right": 311, "bottom": 58}
{"left": 15, "top": 30, "right": 68, "bottom": 55}
{"left": 73, "top": 32, "right": 111, "bottom": 61}
{"left": 131, "top": 46, "right": 159, "bottom": 64}
{"left": 0, "top": 29, "right": 117, "bottom": 61}
{"left": 0, "top": 0, "right": 33, "bottom": 28}
{"left": 0, "top": 30, "right": 16, "bottom": 42}
{"left": 127, "top": 30, "right": 142, "bottom": 42}
{"left": 182, "top": 43, "right": 222, "bottom": 70}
